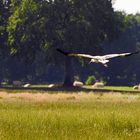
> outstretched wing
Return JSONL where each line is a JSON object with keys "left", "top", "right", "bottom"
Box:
{"left": 56, "top": 49, "right": 95, "bottom": 59}
{"left": 57, "top": 49, "right": 139, "bottom": 60}
{"left": 69, "top": 54, "right": 95, "bottom": 59}
{"left": 102, "top": 51, "right": 139, "bottom": 60}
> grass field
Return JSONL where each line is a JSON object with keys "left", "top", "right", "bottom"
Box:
{"left": 0, "top": 90, "right": 140, "bottom": 140}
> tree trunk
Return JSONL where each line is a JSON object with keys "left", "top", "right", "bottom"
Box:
{"left": 63, "top": 57, "right": 74, "bottom": 87}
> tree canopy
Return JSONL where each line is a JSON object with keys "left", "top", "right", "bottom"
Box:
{"left": 5, "top": 0, "right": 123, "bottom": 86}
{"left": 8, "top": 0, "right": 123, "bottom": 57}
{"left": 1, "top": 0, "right": 137, "bottom": 86}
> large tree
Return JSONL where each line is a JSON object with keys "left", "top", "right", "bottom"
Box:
{"left": 7, "top": 0, "right": 122, "bottom": 86}
{"left": 0, "top": 0, "right": 9, "bottom": 51}
{"left": 0, "top": 0, "right": 11, "bottom": 82}
{"left": 103, "top": 14, "right": 140, "bottom": 86}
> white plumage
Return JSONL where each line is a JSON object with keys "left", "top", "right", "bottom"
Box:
{"left": 57, "top": 49, "right": 139, "bottom": 67}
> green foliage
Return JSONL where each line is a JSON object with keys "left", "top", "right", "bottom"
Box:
{"left": 7, "top": 0, "right": 122, "bottom": 63}
{"left": 0, "top": 0, "right": 132, "bottom": 85}
{"left": 5, "top": 0, "right": 123, "bottom": 85}
{"left": 7, "top": 0, "right": 42, "bottom": 63}
{"left": 102, "top": 14, "right": 140, "bottom": 86}
{"left": 0, "top": 0, "right": 9, "bottom": 49}
{"left": 85, "top": 75, "right": 96, "bottom": 85}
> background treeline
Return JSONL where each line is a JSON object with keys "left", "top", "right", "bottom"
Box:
{"left": 0, "top": 0, "right": 140, "bottom": 86}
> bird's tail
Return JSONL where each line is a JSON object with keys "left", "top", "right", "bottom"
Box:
{"left": 56, "top": 49, "right": 70, "bottom": 56}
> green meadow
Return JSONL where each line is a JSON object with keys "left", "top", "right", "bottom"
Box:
{"left": 0, "top": 90, "right": 140, "bottom": 140}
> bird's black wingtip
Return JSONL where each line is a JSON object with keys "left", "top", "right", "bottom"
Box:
{"left": 56, "top": 49, "right": 69, "bottom": 56}
{"left": 127, "top": 50, "right": 140, "bottom": 57}
{"left": 132, "top": 50, "right": 140, "bottom": 55}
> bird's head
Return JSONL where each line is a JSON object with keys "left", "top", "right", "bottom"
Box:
{"left": 89, "top": 59, "right": 96, "bottom": 64}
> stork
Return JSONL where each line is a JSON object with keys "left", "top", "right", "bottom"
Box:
{"left": 57, "top": 49, "right": 139, "bottom": 67}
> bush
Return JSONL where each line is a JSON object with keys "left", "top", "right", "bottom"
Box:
{"left": 85, "top": 75, "right": 96, "bottom": 85}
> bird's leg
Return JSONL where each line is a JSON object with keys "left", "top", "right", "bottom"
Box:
{"left": 103, "top": 64, "right": 108, "bottom": 67}
{"left": 89, "top": 60, "right": 92, "bottom": 64}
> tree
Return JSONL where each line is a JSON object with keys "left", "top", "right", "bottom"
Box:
{"left": 7, "top": 0, "right": 122, "bottom": 86}
{"left": 0, "top": 0, "right": 11, "bottom": 83}
{"left": 0, "top": 0, "right": 8, "bottom": 50}
{"left": 102, "top": 14, "right": 140, "bottom": 85}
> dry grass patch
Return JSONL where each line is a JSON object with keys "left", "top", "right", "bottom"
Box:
{"left": 0, "top": 91, "right": 140, "bottom": 103}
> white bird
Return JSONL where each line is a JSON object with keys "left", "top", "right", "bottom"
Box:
{"left": 57, "top": 49, "right": 139, "bottom": 67}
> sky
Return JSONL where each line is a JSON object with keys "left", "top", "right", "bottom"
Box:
{"left": 113, "top": 0, "right": 140, "bottom": 14}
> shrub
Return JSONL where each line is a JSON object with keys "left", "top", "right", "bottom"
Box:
{"left": 85, "top": 75, "right": 96, "bottom": 85}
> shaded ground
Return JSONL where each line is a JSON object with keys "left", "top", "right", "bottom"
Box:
{"left": 0, "top": 85, "right": 140, "bottom": 94}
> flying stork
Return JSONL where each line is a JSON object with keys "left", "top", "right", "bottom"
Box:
{"left": 57, "top": 49, "right": 139, "bottom": 67}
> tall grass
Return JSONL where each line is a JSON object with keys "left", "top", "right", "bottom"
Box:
{"left": 0, "top": 92, "right": 140, "bottom": 139}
